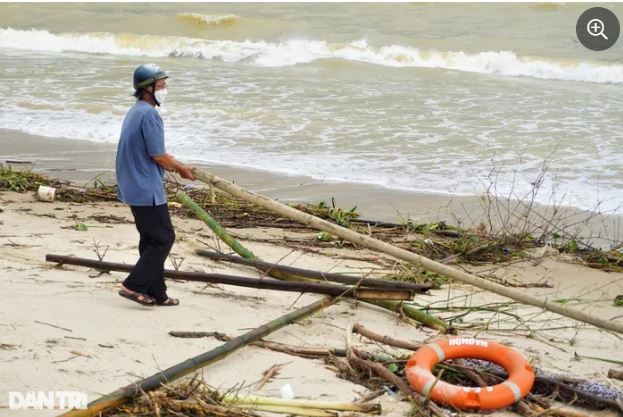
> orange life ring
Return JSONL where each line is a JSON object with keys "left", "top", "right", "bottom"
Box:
{"left": 405, "top": 338, "right": 535, "bottom": 411}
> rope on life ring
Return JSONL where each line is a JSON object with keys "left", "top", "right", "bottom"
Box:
{"left": 405, "top": 338, "right": 535, "bottom": 411}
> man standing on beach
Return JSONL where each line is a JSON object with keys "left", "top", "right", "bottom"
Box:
{"left": 115, "top": 63, "right": 194, "bottom": 307}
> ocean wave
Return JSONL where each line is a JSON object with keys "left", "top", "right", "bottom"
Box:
{"left": 1, "top": 27, "right": 622, "bottom": 84}
{"left": 176, "top": 13, "right": 241, "bottom": 27}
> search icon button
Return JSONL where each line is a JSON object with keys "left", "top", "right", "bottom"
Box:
{"left": 576, "top": 7, "right": 619, "bottom": 51}
{"left": 587, "top": 18, "right": 608, "bottom": 40}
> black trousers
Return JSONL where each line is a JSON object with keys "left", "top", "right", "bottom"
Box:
{"left": 123, "top": 204, "right": 175, "bottom": 303}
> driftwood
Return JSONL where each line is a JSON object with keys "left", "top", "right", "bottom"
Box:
{"left": 168, "top": 331, "right": 228, "bottom": 339}
{"left": 191, "top": 168, "right": 623, "bottom": 335}
{"left": 169, "top": 330, "right": 345, "bottom": 358}
{"left": 196, "top": 249, "right": 430, "bottom": 292}
{"left": 609, "top": 369, "right": 623, "bottom": 381}
{"left": 170, "top": 331, "right": 402, "bottom": 365}
{"left": 348, "top": 349, "right": 450, "bottom": 417}
{"left": 58, "top": 297, "right": 334, "bottom": 417}
{"left": 352, "top": 323, "right": 421, "bottom": 351}
{"left": 45, "top": 254, "right": 412, "bottom": 301}
{"left": 178, "top": 190, "right": 447, "bottom": 331}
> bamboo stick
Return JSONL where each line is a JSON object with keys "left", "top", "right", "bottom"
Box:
{"left": 178, "top": 190, "right": 324, "bottom": 284}
{"left": 45, "top": 254, "right": 412, "bottom": 301}
{"left": 223, "top": 395, "right": 381, "bottom": 413}
{"left": 177, "top": 190, "right": 255, "bottom": 259}
{"left": 177, "top": 191, "right": 447, "bottom": 330}
{"left": 369, "top": 300, "right": 447, "bottom": 330}
{"left": 57, "top": 297, "right": 334, "bottom": 417}
{"left": 192, "top": 168, "right": 623, "bottom": 334}
{"left": 195, "top": 249, "right": 430, "bottom": 292}
{"left": 234, "top": 404, "right": 336, "bottom": 416}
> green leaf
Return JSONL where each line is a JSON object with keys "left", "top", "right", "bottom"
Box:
{"left": 597, "top": 257, "right": 609, "bottom": 265}
{"left": 386, "top": 363, "right": 399, "bottom": 373}
{"left": 316, "top": 231, "right": 333, "bottom": 242}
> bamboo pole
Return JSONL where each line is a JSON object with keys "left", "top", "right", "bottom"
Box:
{"left": 177, "top": 191, "right": 255, "bottom": 259}
{"left": 195, "top": 249, "right": 430, "bottom": 292}
{"left": 45, "top": 254, "right": 412, "bottom": 301}
{"left": 234, "top": 404, "right": 336, "bottom": 417}
{"left": 223, "top": 395, "right": 381, "bottom": 413}
{"left": 177, "top": 190, "right": 447, "bottom": 330}
{"left": 57, "top": 297, "right": 334, "bottom": 417}
{"left": 191, "top": 168, "right": 623, "bottom": 335}
{"left": 178, "top": 190, "right": 320, "bottom": 284}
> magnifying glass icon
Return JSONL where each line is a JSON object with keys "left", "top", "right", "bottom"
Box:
{"left": 587, "top": 18, "right": 608, "bottom": 40}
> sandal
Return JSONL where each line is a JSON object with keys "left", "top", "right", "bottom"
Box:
{"left": 118, "top": 288, "right": 156, "bottom": 306}
{"left": 156, "top": 297, "right": 180, "bottom": 306}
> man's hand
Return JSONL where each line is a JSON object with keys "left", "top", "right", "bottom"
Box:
{"left": 153, "top": 153, "right": 195, "bottom": 181}
{"left": 177, "top": 165, "right": 195, "bottom": 180}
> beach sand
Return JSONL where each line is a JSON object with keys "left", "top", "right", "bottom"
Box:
{"left": 0, "top": 129, "right": 622, "bottom": 416}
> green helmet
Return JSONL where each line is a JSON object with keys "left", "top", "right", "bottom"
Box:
{"left": 133, "top": 64, "right": 168, "bottom": 89}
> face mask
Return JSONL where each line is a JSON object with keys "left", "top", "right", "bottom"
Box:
{"left": 154, "top": 88, "right": 168, "bottom": 106}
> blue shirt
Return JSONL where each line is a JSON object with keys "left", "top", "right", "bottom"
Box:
{"left": 115, "top": 101, "right": 167, "bottom": 206}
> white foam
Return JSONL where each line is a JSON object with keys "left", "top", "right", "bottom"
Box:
{"left": 3, "top": 99, "right": 620, "bottom": 212}
{"left": 1, "top": 28, "right": 622, "bottom": 84}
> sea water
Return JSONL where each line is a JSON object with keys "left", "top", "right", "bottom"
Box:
{"left": 0, "top": 3, "right": 621, "bottom": 212}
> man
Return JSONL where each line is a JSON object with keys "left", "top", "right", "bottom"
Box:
{"left": 115, "top": 63, "right": 194, "bottom": 307}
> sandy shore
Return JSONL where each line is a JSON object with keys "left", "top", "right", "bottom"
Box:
{"left": 0, "top": 128, "right": 622, "bottom": 416}
{"left": 0, "top": 190, "right": 621, "bottom": 417}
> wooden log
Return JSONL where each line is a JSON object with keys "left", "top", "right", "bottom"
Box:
{"left": 57, "top": 297, "right": 334, "bottom": 417}
{"left": 45, "top": 254, "right": 412, "bottom": 301}
{"left": 195, "top": 249, "right": 430, "bottom": 293}
{"left": 192, "top": 168, "right": 623, "bottom": 334}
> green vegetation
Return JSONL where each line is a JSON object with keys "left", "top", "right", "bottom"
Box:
{"left": 1, "top": 167, "right": 620, "bottom": 274}
{"left": 0, "top": 164, "right": 48, "bottom": 192}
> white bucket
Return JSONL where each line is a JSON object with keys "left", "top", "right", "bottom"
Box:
{"left": 37, "top": 185, "right": 56, "bottom": 202}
